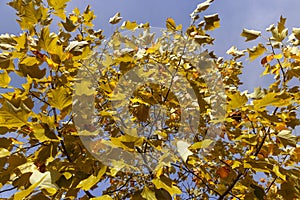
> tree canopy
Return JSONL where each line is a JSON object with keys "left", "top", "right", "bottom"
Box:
{"left": 0, "top": 0, "right": 300, "bottom": 199}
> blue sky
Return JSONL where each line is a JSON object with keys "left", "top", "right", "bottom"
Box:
{"left": 1, "top": 0, "right": 300, "bottom": 90}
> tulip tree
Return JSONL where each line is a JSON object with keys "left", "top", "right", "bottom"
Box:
{"left": 0, "top": 0, "right": 300, "bottom": 199}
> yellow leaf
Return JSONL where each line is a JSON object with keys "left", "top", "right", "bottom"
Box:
{"left": 21, "top": 56, "right": 41, "bottom": 66}
{"left": 91, "top": 195, "right": 113, "bottom": 200}
{"left": 204, "top": 13, "right": 220, "bottom": 31}
{"left": 152, "top": 176, "right": 181, "bottom": 197}
{"left": 273, "top": 165, "right": 286, "bottom": 181}
{"left": 227, "top": 92, "right": 248, "bottom": 110}
{"left": 253, "top": 92, "right": 278, "bottom": 110}
{"left": 47, "top": 0, "right": 70, "bottom": 19}
{"left": 77, "top": 165, "right": 107, "bottom": 191}
{"left": 248, "top": 43, "right": 266, "bottom": 61}
{"left": 44, "top": 56, "right": 59, "bottom": 69}
{"left": 121, "top": 21, "right": 138, "bottom": 30}
{"left": 14, "top": 175, "right": 46, "bottom": 199}
{"left": 0, "top": 101, "right": 30, "bottom": 128}
{"left": 166, "top": 18, "right": 176, "bottom": 31}
{"left": 109, "top": 12, "right": 122, "bottom": 24}
{"left": 241, "top": 29, "right": 261, "bottom": 42}
{"left": 0, "top": 71, "right": 11, "bottom": 88}
{"left": 141, "top": 186, "right": 157, "bottom": 200}
{"left": 0, "top": 148, "right": 10, "bottom": 158}
{"left": 48, "top": 87, "right": 72, "bottom": 110}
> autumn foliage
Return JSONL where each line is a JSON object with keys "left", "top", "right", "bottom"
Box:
{"left": 0, "top": 0, "right": 300, "bottom": 199}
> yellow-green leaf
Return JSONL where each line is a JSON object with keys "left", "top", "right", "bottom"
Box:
{"left": 20, "top": 56, "right": 41, "bottom": 66}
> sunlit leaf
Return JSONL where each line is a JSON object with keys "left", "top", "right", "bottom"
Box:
{"left": 0, "top": 101, "right": 30, "bottom": 128}
{"left": 241, "top": 29, "right": 261, "bottom": 42}
{"left": 0, "top": 71, "right": 11, "bottom": 88}
{"left": 48, "top": 86, "right": 72, "bottom": 110}
{"left": 76, "top": 166, "right": 107, "bottom": 191}
{"left": 247, "top": 43, "right": 266, "bottom": 61}
{"left": 204, "top": 13, "right": 220, "bottom": 31}
{"left": 141, "top": 186, "right": 157, "bottom": 200}
{"left": 152, "top": 176, "right": 182, "bottom": 196}
{"left": 109, "top": 12, "right": 122, "bottom": 24}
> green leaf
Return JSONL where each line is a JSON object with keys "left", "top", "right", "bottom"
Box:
{"left": 48, "top": 86, "right": 72, "bottom": 110}
{"left": 141, "top": 186, "right": 157, "bottom": 200}
{"left": 0, "top": 71, "right": 11, "bottom": 88}
{"left": 152, "top": 176, "right": 181, "bottom": 197}
{"left": 0, "top": 101, "right": 30, "bottom": 128}
{"left": 241, "top": 29, "right": 261, "bottom": 42}
{"left": 277, "top": 130, "right": 297, "bottom": 147}
{"left": 247, "top": 43, "right": 266, "bottom": 61}
{"left": 0, "top": 148, "right": 10, "bottom": 158}
{"left": 227, "top": 92, "right": 248, "bottom": 110}
{"left": 76, "top": 165, "right": 107, "bottom": 191}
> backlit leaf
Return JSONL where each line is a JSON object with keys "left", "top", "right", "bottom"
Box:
{"left": 76, "top": 165, "right": 107, "bottom": 191}
{"left": 0, "top": 101, "right": 30, "bottom": 128}
{"left": 277, "top": 130, "right": 296, "bottom": 147}
{"left": 141, "top": 186, "right": 157, "bottom": 200}
{"left": 152, "top": 176, "right": 182, "bottom": 196}
{"left": 48, "top": 86, "right": 72, "bottom": 110}
{"left": 247, "top": 43, "right": 266, "bottom": 61}
{"left": 0, "top": 71, "right": 11, "bottom": 88}
{"left": 227, "top": 92, "right": 248, "bottom": 110}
